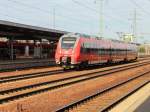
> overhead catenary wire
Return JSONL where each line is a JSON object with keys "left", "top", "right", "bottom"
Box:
{"left": 6, "top": 0, "right": 92, "bottom": 24}
{"left": 0, "top": 3, "right": 91, "bottom": 33}
{"left": 48, "top": 1, "right": 97, "bottom": 20}
{"left": 72, "top": 0, "right": 99, "bottom": 12}
{"left": 0, "top": 10, "right": 49, "bottom": 27}
{"left": 71, "top": 0, "right": 130, "bottom": 37}
{"left": 129, "top": 0, "right": 150, "bottom": 42}
{"left": 71, "top": 0, "right": 129, "bottom": 24}
{"left": 4, "top": 0, "right": 130, "bottom": 27}
{"left": 1, "top": 0, "right": 140, "bottom": 37}
{"left": 130, "top": 0, "right": 150, "bottom": 15}
{"left": 0, "top": 3, "right": 50, "bottom": 26}
{"left": 3, "top": 0, "right": 104, "bottom": 34}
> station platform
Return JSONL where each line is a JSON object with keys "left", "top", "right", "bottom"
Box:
{"left": 135, "top": 96, "right": 150, "bottom": 112}
{"left": 0, "top": 58, "right": 55, "bottom": 65}
{"left": 0, "top": 58, "right": 56, "bottom": 71}
{"left": 109, "top": 83, "right": 150, "bottom": 112}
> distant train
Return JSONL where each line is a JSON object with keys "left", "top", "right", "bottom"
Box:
{"left": 55, "top": 33, "right": 138, "bottom": 70}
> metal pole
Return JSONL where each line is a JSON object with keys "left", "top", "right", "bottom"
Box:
{"left": 100, "top": 0, "right": 104, "bottom": 38}
{"left": 133, "top": 9, "right": 137, "bottom": 40}
{"left": 53, "top": 7, "right": 56, "bottom": 29}
{"left": 10, "top": 37, "right": 14, "bottom": 60}
{"left": 40, "top": 39, "right": 42, "bottom": 59}
{"left": 95, "top": 0, "right": 104, "bottom": 37}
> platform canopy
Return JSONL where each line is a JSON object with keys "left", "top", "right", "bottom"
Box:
{"left": 0, "top": 20, "right": 67, "bottom": 41}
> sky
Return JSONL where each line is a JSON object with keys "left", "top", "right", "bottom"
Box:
{"left": 0, "top": 0, "right": 150, "bottom": 43}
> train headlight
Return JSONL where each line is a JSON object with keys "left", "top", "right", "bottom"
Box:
{"left": 56, "top": 58, "right": 59, "bottom": 63}
{"left": 71, "top": 58, "right": 75, "bottom": 64}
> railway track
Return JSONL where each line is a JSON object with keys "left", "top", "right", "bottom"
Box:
{"left": 0, "top": 60, "right": 150, "bottom": 104}
{"left": 0, "top": 59, "right": 149, "bottom": 84}
{"left": 56, "top": 71, "right": 149, "bottom": 112}
{"left": 138, "top": 56, "right": 150, "bottom": 61}
{"left": 0, "top": 69, "right": 65, "bottom": 84}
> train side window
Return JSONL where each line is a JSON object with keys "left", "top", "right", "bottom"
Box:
{"left": 99, "top": 48, "right": 102, "bottom": 55}
{"left": 101, "top": 49, "right": 104, "bottom": 55}
{"left": 103, "top": 49, "right": 106, "bottom": 55}
{"left": 103, "top": 49, "right": 105, "bottom": 55}
{"left": 100, "top": 49, "right": 102, "bottom": 55}
{"left": 80, "top": 43, "right": 86, "bottom": 54}
{"left": 117, "top": 49, "right": 119, "bottom": 55}
{"left": 80, "top": 47, "right": 83, "bottom": 53}
{"left": 104, "top": 49, "right": 106, "bottom": 55}
{"left": 111, "top": 49, "right": 114, "bottom": 55}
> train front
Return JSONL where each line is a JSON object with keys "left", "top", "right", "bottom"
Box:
{"left": 55, "top": 34, "right": 79, "bottom": 69}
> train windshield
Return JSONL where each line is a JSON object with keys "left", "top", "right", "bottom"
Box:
{"left": 61, "top": 37, "right": 76, "bottom": 49}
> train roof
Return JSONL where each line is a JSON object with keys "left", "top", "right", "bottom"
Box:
{"left": 61, "top": 33, "right": 137, "bottom": 49}
{"left": 62, "top": 33, "right": 103, "bottom": 40}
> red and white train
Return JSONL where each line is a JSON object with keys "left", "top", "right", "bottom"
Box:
{"left": 55, "top": 33, "right": 138, "bottom": 70}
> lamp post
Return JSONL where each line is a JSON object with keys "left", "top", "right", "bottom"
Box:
{"left": 95, "top": 0, "right": 104, "bottom": 38}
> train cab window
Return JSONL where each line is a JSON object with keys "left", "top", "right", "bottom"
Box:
{"left": 61, "top": 37, "right": 76, "bottom": 49}
{"left": 80, "top": 43, "right": 88, "bottom": 54}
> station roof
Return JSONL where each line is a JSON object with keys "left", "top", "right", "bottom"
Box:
{"left": 0, "top": 20, "right": 67, "bottom": 41}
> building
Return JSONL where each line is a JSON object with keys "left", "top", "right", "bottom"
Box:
{"left": 123, "top": 34, "right": 134, "bottom": 43}
{"left": 138, "top": 43, "right": 150, "bottom": 56}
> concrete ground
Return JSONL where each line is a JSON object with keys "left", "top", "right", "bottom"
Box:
{"left": 135, "top": 96, "right": 150, "bottom": 112}
{"left": 109, "top": 83, "right": 150, "bottom": 112}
